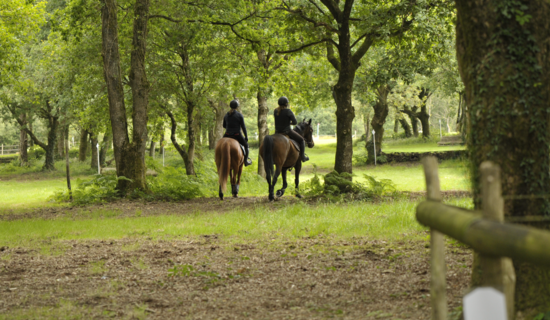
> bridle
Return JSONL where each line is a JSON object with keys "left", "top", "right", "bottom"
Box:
{"left": 294, "top": 122, "right": 315, "bottom": 148}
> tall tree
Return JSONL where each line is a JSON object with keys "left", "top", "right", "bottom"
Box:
{"left": 455, "top": 0, "right": 550, "bottom": 315}
{"left": 279, "top": 0, "right": 451, "bottom": 174}
{"left": 100, "top": 0, "right": 150, "bottom": 193}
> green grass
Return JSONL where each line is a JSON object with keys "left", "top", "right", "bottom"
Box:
{"left": 0, "top": 179, "right": 69, "bottom": 211}
{"left": 0, "top": 197, "right": 473, "bottom": 248}
{"left": 0, "top": 138, "right": 471, "bottom": 210}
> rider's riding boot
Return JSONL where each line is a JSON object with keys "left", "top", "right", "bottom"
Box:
{"left": 244, "top": 146, "right": 252, "bottom": 166}
{"left": 300, "top": 140, "right": 309, "bottom": 162}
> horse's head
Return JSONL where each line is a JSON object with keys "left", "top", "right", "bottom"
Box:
{"left": 300, "top": 118, "right": 315, "bottom": 148}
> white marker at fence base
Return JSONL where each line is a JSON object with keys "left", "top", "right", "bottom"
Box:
{"left": 97, "top": 143, "right": 100, "bottom": 175}
{"left": 439, "top": 119, "right": 442, "bottom": 140}
{"left": 464, "top": 287, "right": 507, "bottom": 320}
{"left": 372, "top": 130, "right": 376, "bottom": 166}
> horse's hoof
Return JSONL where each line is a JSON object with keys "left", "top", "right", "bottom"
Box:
{"left": 276, "top": 189, "right": 285, "bottom": 197}
{"left": 219, "top": 194, "right": 224, "bottom": 201}
{"left": 233, "top": 194, "right": 238, "bottom": 198}
{"left": 269, "top": 194, "right": 275, "bottom": 201}
{"left": 295, "top": 194, "right": 303, "bottom": 199}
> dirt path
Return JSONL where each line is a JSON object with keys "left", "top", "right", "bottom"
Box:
{"left": 0, "top": 237, "right": 470, "bottom": 319}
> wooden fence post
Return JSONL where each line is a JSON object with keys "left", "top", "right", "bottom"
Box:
{"left": 422, "top": 156, "right": 447, "bottom": 320}
{"left": 480, "top": 161, "right": 516, "bottom": 320}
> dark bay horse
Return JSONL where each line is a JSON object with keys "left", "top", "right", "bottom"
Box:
{"left": 215, "top": 138, "right": 244, "bottom": 200}
{"left": 260, "top": 119, "right": 315, "bottom": 201}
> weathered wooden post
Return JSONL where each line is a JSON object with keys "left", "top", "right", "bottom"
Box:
{"left": 422, "top": 156, "right": 447, "bottom": 320}
{"left": 479, "top": 161, "right": 516, "bottom": 320}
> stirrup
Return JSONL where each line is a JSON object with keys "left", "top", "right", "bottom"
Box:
{"left": 301, "top": 154, "right": 309, "bottom": 162}
{"left": 245, "top": 158, "right": 252, "bottom": 166}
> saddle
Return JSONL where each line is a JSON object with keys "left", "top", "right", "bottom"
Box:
{"left": 239, "top": 144, "right": 246, "bottom": 156}
{"left": 277, "top": 134, "right": 300, "bottom": 152}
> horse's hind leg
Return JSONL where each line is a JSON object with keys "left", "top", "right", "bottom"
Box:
{"left": 294, "top": 161, "right": 303, "bottom": 198}
{"left": 271, "top": 166, "right": 282, "bottom": 200}
{"left": 219, "top": 185, "right": 224, "bottom": 201}
{"left": 276, "top": 168, "right": 289, "bottom": 198}
{"left": 230, "top": 169, "right": 238, "bottom": 198}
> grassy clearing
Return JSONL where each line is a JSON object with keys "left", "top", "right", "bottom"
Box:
{"left": 0, "top": 197, "right": 473, "bottom": 249}
{"left": 0, "top": 179, "right": 69, "bottom": 211}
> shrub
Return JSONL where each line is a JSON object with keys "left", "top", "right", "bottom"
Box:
{"left": 51, "top": 174, "right": 128, "bottom": 205}
{"left": 147, "top": 166, "right": 217, "bottom": 200}
{"left": 28, "top": 146, "right": 45, "bottom": 159}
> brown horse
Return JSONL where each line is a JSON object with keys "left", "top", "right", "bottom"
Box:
{"left": 260, "top": 119, "right": 315, "bottom": 201}
{"left": 215, "top": 138, "right": 244, "bottom": 200}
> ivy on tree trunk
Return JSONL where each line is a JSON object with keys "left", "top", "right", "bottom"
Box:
{"left": 455, "top": 0, "right": 550, "bottom": 315}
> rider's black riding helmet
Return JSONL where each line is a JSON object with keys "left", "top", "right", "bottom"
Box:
{"left": 230, "top": 100, "right": 239, "bottom": 109}
{"left": 278, "top": 96, "right": 289, "bottom": 107}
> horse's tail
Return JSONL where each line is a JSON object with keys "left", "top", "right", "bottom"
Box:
{"left": 263, "top": 135, "right": 274, "bottom": 178}
{"left": 218, "top": 140, "right": 231, "bottom": 193}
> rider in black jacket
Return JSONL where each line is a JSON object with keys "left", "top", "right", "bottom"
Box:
{"left": 223, "top": 100, "right": 252, "bottom": 166}
{"left": 274, "top": 96, "right": 309, "bottom": 162}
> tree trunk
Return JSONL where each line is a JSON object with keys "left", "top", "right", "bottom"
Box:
{"left": 362, "top": 113, "right": 371, "bottom": 149}
{"left": 417, "top": 88, "right": 431, "bottom": 138}
{"left": 184, "top": 100, "right": 196, "bottom": 175}
{"left": 456, "top": 0, "right": 550, "bottom": 316}
{"left": 90, "top": 133, "right": 99, "bottom": 170}
{"left": 149, "top": 139, "right": 156, "bottom": 157}
{"left": 393, "top": 119, "right": 399, "bottom": 133}
{"left": 399, "top": 119, "right": 413, "bottom": 137}
{"left": 367, "top": 85, "right": 390, "bottom": 165}
{"left": 159, "top": 128, "right": 165, "bottom": 156}
{"left": 57, "top": 126, "right": 65, "bottom": 158}
{"left": 100, "top": 0, "right": 149, "bottom": 193}
{"left": 401, "top": 106, "right": 419, "bottom": 137}
{"left": 446, "top": 117, "right": 451, "bottom": 133}
{"left": 208, "top": 99, "right": 225, "bottom": 151}
{"left": 19, "top": 113, "right": 28, "bottom": 166}
{"left": 99, "top": 131, "right": 111, "bottom": 166}
{"left": 28, "top": 121, "right": 34, "bottom": 147}
{"left": 166, "top": 109, "right": 195, "bottom": 175}
{"left": 78, "top": 129, "right": 88, "bottom": 161}
{"left": 332, "top": 76, "right": 355, "bottom": 174}
{"left": 257, "top": 91, "right": 269, "bottom": 178}
{"left": 43, "top": 112, "right": 58, "bottom": 171}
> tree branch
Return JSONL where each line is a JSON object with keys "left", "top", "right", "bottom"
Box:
{"left": 318, "top": 0, "right": 342, "bottom": 21}
{"left": 326, "top": 40, "right": 340, "bottom": 71}
{"left": 275, "top": 38, "right": 333, "bottom": 54}
{"left": 351, "top": 34, "right": 374, "bottom": 68}
{"left": 276, "top": 6, "right": 338, "bottom": 34}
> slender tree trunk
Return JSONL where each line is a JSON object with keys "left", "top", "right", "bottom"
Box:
{"left": 399, "top": 119, "right": 413, "bottom": 137}
{"left": 456, "top": 0, "right": 550, "bottom": 316}
{"left": 257, "top": 91, "right": 269, "bottom": 178}
{"left": 208, "top": 99, "right": 225, "bottom": 150}
{"left": 363, "top": 113, "right": 371, "bottom": 148}
{"left": 19, "top": 113, "right": 28, "bottom": 166}
{"left": 64, "top": 131, "right": 72, "bottom": 201}
{"left": 78, "top": 129, "right": 88, "bottom": 161}
{"left": 90, "top": 133, "right": 99, "bottom": 170}
{"left": 43, "top": 113, "right": 58, "bottom": 171}
{"left": 149, "top": 139, "right": 156, "bottom": 157}
{"left": 159, "top": 128, "right": 164, "bottom": 156}
{"left": 57, "top": 126, "right": 65, "bottom": 158}
{"left": 446, "top": 117, "right": 451, "bottom": 133}
{"left": 184, "top": 100, "right": 196, "bottom": 175}
{"left": 367, "top": 85, "right": 390, "bottom": 164}
{"left": 99, "top": 131, "right": 111, "bottom": 166}
{"left": 393, "top": 119, "right": 399, "bottom": 133}
{"left": 28, "top": 121, "right": 34, "bottom": 147}
{"left": 417, "top": 88, "right": 431, "bottom": 138}
{"left": 166, "top": 109, "right": 195, "bottom": 175}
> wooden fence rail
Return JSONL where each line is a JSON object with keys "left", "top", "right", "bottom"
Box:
{"left": 1, "top": 144, "right": 20, "bottom": 155}
{"left": 416, "top": 201, "right": 550, "bottom": 267}
{"left": 417, "top": 156, "right": 550, "bottom": 320}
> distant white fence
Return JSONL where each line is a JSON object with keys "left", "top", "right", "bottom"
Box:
{"left": 1, "top": 144, "right": 19, "bottom": 155}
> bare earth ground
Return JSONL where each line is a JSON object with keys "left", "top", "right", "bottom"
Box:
{"left": 0, "top": 197, "right": 472, "bottom": 319}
